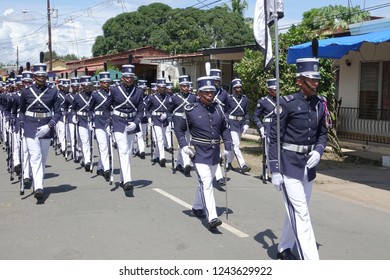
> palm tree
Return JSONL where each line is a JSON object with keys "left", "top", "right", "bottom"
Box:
{"left": 230, "top": 0, "right": 248, "bottom": 18}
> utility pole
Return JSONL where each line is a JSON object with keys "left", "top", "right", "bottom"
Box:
{"left": 16, "top": 45, "right": 19, "bottom": 71}
{"left": 47, "top": 0, "right": 53, "bottom": 71}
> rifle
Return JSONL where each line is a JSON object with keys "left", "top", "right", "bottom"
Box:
{"left": 150, "top": 122, "right": 154, "bottom": 162}
{"left": 19, "top": 121, "right": 25, "bottom": 195}
{"left": 223, "top": 153, "right": 229, "bottom": 219}
{"left": 170, "top": 121, "right": 175, "bottom": 173}
{"left": 73, "top": 121, "right": 79, "bottom": 163}
{"left": 53, "top": 126, "right": 59, "bottom": 155}
{"left": 89, "top": 121, "right": 94, "bottom": 173}
{"left": 7, "top": 119, "right": 14, "bottom": 181}
{"left": 108, "top": 126, "right": 114, "bottom": 185}
{"left": 260, "top": 136, "right": 269, "bottom": 184}
{"left": 145, "top": 123, "right": 149, "bottom": 147}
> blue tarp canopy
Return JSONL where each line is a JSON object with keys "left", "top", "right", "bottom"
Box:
{"left": 287, "top": 29, "right": 390, "bottom": 64}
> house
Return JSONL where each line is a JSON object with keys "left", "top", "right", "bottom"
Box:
{"left": 287, "top": 18, "right": 390, "bottom": 157}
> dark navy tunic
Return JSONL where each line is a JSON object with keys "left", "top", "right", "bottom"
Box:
{"left": 225, "top": 92, "right": 250, "bottom": 133}
{"left": 175, "top": 101, "right": 232, "bottom": 165}
{"left": 144, "top": 92, "right": 171, "bottom": 127}
{"left": 90, "top": 88, "right": 111, "bottom": 130}
{"left": 167, "top": 91, "right": 197, "bottom": 128}
{"left": 71, "top": 91, "right": 93, "bottom": 129}
{"left": 19, "top": 83, "right": 61, "bottom": 139}
{"left": 268, "top": 92, "right": 328, "bottom": 181}
{"left": 253, "top": 95, "right": 276, "bottom": 136}
{"left": 106, "top": 83, "right": 144, "bottom": 133}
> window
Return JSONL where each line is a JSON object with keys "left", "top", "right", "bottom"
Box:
{"left": 359, "top": 61, "right": 390, "bottom": 120}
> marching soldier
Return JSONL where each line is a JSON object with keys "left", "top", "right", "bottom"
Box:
{"left": 65, "top": 75, "right": 80, "bottom": 161}
{"left": 19, "top": 59, "right": 61, "bottom": 200}
{"left": 225, "top": 78, "right": 251, "bottom": 173}
{"left": 71, "top": 73, "right": 94, "bottom": 171}
{"left": 164, "top": 80, "right": 174, "bottom": 154}
{"left": 133, "top": 79, "right": 148, "bottom": 159}
{"left": 175, "top": 76, "right": 232, "bottom": 231}
{"left": 56, "top": 77, "right": 70, "bottom": 156}
{"left": 269, "top": 58, "right": 328, "bottom": 260}
{"left": 167, "top": 75, "right": 197, "bottom": 176}
{"left": 253, "top": 78, "right": 277, "bottom": 182}
{"left": 90, "top": 70, "right": 111, "bottom": 181}
{"left": 106, "top": 64, "right": 144, "bottom": 191}
{"left": 145, "top": 78, "right": 170, "bottom": 167}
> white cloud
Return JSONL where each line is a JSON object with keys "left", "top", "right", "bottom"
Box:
{"left": 3, "top": 9, "right": 14, "bottom": 16}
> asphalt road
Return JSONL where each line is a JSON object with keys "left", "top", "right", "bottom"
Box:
{"left": 1, "top": 143, "right": 389, "bottom": 260}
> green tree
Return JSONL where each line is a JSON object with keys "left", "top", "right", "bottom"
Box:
{"left": 235, "top": 5, "right": 370, "bottom": 156}
{"left": 92, "top": 3, "right": 253, "bottom": 56}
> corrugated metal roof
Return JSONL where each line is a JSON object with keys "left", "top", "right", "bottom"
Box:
{"left": 349, "top": 17, "right": 390, "bottom": 35}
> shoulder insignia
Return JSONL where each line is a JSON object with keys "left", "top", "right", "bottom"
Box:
{"left": 282, "top": 95, "right": 294, "bottom": 102}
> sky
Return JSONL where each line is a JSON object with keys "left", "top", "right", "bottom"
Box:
{"left": 1, "top": 0, "right": 389, "bottom": 65}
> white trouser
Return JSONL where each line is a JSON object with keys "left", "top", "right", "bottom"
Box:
{"left": 278, "top": 168, "right": 319, "bottom": 260}
{"left": 215, "top": 164, "right": 223, "bottom": 181}
{"left": 152, "top": 125, "right": 166, "bottom": 160}
{"left": 68, "top": 123, "right": 80, "bottom": 158}
{"left": 134, "top": 123, "right": 145, "bottom": 153}
{"left": 25, "top": 137, "right": 50, "bottom": 191}
{"left": 228, "top": 131, "right": 246, "bottom": 168}
{"left": 164, "top": 123, "right": 172, "bottom": 149}
{"left": 78, "top": 125, "right": 91, "bottom": 164}
{"left": 21, "top": 136, "right": 31, "bottom": 179}
{"left": 57, "top": 119, "right": 66, "bottom": 151}
{"left": 176, "top": 130, "right": 192, "bottom": 168}
{"left": 12, "top": 130, "right": 20, "bottom": 166}
{"left": 114, "top": 131, "right": 135, "bottom": 183}
{"left": 95, "top": 127, "right": 110, "bottom": 172}
{"left": 193, "top": 163, "right": 218, "bottom": 223}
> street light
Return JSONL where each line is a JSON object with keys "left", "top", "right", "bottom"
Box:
{"left": 22, "top": 0, "right": 56, "bottom": 71}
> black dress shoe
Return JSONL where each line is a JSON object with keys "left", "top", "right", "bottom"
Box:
{"left": 23, "top": 178, "right": 32, "bottom": 189}
{"left": 277, "top": 249, "right": 298, "bottom": 260}
{"left": 184, "top": 165, "right": 191, "bottom": 176}
{"left": 96, "top": 169, "right": 104, "bottom": 176}
{"left": 103, "top": 170, "right": 110, "bottom": 182}
{"left": 192, "top": 208, "right": 206, "bottom": 219}
{"left": 140, "top": 152, "right": 145, "bottom": 159}
{"left": 85, "top": 163, "right": 91, "bottom": 172}
{"left": 159, "top": 158, "right": 166, "bottom": 167}
{"left": 217, "top": 178, "right": 226, "bottom": 187}
{"left": 208, "top": 218, "right": 222, "bottom": 230}
{"left": 152, "top": 157, "right": 160, "bottom": 164}
{"left": 14, "top": 164, "right": 21, "bottom": 175}
{"left": 123, "top": 181, "right": 134, "bottom": 191}
{"left": 241, "top": 165, "right": 251, "bottom": 173}
{"left": 175, "top": 164, "right": 184, "bottom": 172}
{"left": 226, "top": 163, "right": 234, "bottom": 171}
{"left": 34, "top": 189, "right": 44, "bottom": 200}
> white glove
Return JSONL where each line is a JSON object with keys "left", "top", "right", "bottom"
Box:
{"left": 35, "top": 124, "right": 50, "bottom": 138}
{"left": 259, "top": 127, "right": 265, "bottom": 138}
{"left": 242, "top": 124, "right": 249, "bottom": 135}
{"left": 148, "top": 118, "right": 153, "bottom": 126}
{"left": 126, "top": 122, "right": 136, "bottom": 132}
{"left": 160, "top": 113, "right": 167, "bottom": 120}
{"left": 72, "top": 115, "right": 78, "bottom": 124}
{"left": 182, "top": 146, "right": 195, "bottom": 157}
{"left": 271, "top": 172, "right": 283, "bottom": 191}
{"left": 88, "top": 122, "right": 94, "bottom": 131}
{"left": 223, "top": 150, "right": 230, "bottom": 158}
{"left": 306, "top": 150, "right": 321, "bottom": 169}
{"left": 105, "top": 126, "right": 112, "bottom": 136}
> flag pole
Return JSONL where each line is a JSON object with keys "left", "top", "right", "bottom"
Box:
{"left": 274, "top": 0, "right": 281, "bottom": 170}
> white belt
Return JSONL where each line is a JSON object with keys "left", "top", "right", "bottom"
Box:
{"left": 192, "top": 137, "right": 220, "bottom": 145}
{"left": 228, "top": 115, "right": 244, "bottom": 121}
{"left": 25, "top": 111, "right": 52, "bottom": 118}
{"left": 94, "top": 110, "right": 104, "bottom": 116}
{"left": 113, "top": 110, "right": 136, "bottom": 118}
{"left": 282, "top": 143, "right": 315, "bottom": 154}
{"left": 152, "top": 111, "right": 165, "bottom": 116}
{"left": 174, "top": 112, "right": 183, "bottom": 117}
{"left": 76, "top": 111, "right": 88, "bottom": 117}
{"left": 263, "top": 118, "right": 272, "bottom": 123}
